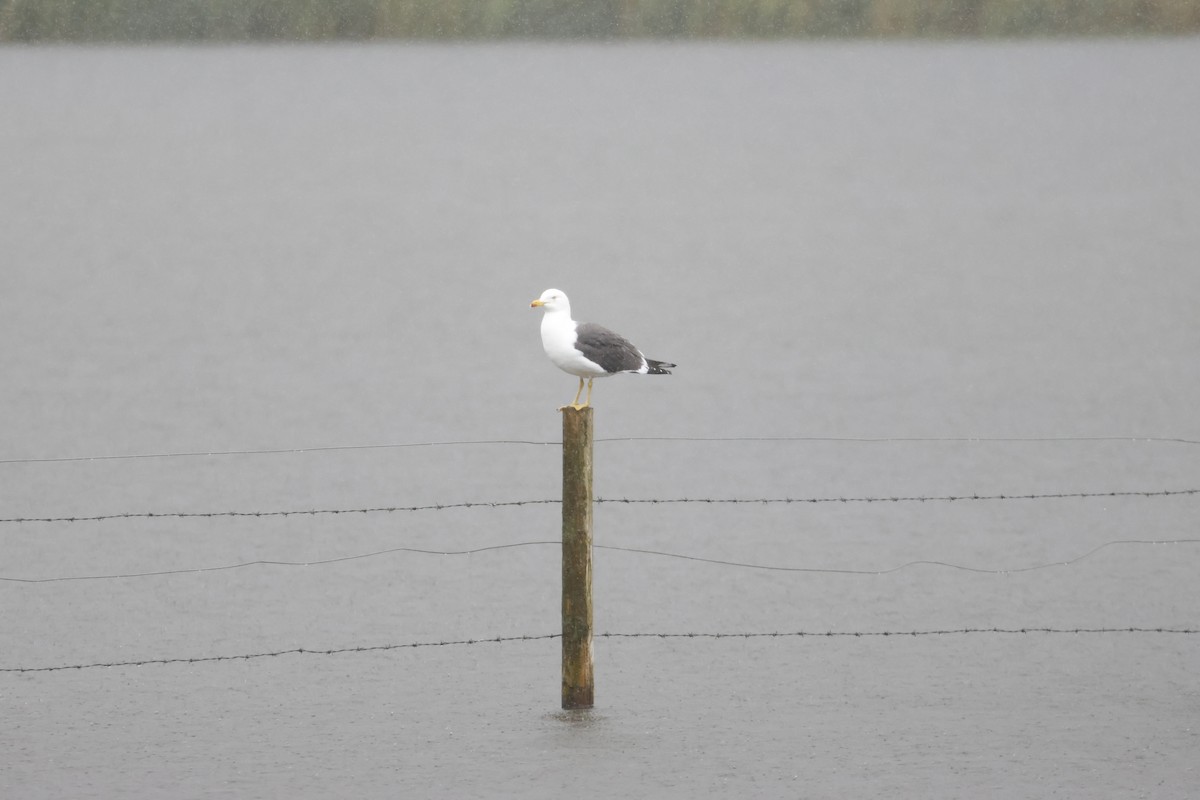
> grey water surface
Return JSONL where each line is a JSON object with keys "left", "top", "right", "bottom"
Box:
{"left": 2, "top": 40, "right": 1198, "bottom": 798}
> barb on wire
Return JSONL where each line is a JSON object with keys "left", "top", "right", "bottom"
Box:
{"left": 4, "top": 538, "right": 1198, "bottom": 585}
{"left": 2, "top": 435, "right": 1197, "bottom": 465}
{"left": 4, "top": 627, "right": 1195, "bottom": 673}
{"left": 3, "top": 488, "right": 1196, "bottom": 525}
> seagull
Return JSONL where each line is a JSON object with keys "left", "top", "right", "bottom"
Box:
{"left": 530, "top": 288, "right": 675, "bottom": 410}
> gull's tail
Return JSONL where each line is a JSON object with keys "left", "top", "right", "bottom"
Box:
{"left": 645, "top": 359, "right": 676, "bottom": 375}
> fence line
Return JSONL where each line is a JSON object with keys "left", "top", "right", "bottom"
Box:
{"left": 2, "top": 434, "right": 1197, "bottom": 465}
{"left": 4, "top": 627, "right": 1196, "bottom": 674}
{"left": 4, "top": 538, "right": 1198, "bottom": 585}
{"left": 4, "top": 488, "right": 1196, "bottom": 525}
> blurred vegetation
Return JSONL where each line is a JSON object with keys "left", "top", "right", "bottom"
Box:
{"left": 2, "top": 0, "right": 1198, "bottom": 41}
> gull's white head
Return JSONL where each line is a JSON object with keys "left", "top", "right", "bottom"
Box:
{"left": 530, "top": 288, "right": 570, "bottom": 313}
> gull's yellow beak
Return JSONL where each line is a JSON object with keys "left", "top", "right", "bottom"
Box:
{"left": 530, "top": 299, "right": 545, "bottom": 308}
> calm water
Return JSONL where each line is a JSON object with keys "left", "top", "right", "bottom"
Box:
{"left": 2, "top": 40, "right": 1199, "bottom": 798}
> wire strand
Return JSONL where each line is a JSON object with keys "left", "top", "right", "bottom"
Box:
{"left": 0, "top": 541, "right": 559, "bottom": 583}
{"left": 4, "top": 538, "right": 1197, "bottom": 584}
{"left": 2, "top": 435, "right": 1197, "bottom": 464}
{"left": 0, "top": 499, "right": 559, "bottom": 524}
{"left": 597, "top": 539, "right": 1200, "bottom": 575}
{"left": 4, "top": 489, "right": 1196, "bottom": 525}
{"left": 600, "top": 489, "right": 1200, "bottom": 505}
{"left": 0, "top": 440, "right": 559, "bottom": 465}
{"left": 0, "top": 634, "right": 562, "bottom": 673}
{"left": 4, "top": 627, "right": 1195, "bottom": 673}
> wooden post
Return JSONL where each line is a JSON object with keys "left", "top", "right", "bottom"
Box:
{"left": 561, "top": 405, "right": 594, "bottom": 709}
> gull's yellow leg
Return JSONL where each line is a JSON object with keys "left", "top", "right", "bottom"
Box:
{"left": 583, "top": 378, "right": 594, "bottom": 408}
{"left": 560, "top": 377, "right": 586, "bottom": 410}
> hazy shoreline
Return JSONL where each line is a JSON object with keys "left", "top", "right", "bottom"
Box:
{"left": 4, "top": 0, "right": 1199, "bottom": 42}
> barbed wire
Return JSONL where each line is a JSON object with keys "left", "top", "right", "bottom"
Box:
{"left": 600, "top": 489, "right": 1200, "bottom": 505}
{"left": 4, "top": 538, "right": 1198, "bottom": 584}
{"left": 4, "top": 627, "right": 1195, "bottom": 674}
{"left": 598, "top": 628, "right": 1200, "bottom": 639}
{"left": 2, "top": 434, "right": 1197, "bottom": 465}
{"left": 0, "top": 634, "right": 562, "bottom": 673}
{"left": 0, "top": 499, "right": 558, "bottom": 525}
{"left": 3, "top": 488, "right": 1196, "bottom": 525}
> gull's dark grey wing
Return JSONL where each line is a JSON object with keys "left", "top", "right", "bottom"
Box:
{"left": 573, "top": 322, "right": 647, "bottom": 374}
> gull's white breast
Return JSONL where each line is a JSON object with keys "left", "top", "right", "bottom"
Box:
{"left": 540, "top": 314, "right": 609, "bottom": 378}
